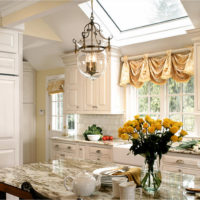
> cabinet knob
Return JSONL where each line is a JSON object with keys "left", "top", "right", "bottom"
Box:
{"left": 80, "top": 148, "right": 82, "bottom": 151}
{"left": 55, "top": 145, "right": 59, "bottom": 148}
{"left": 176, "top": 159, "right": 184, "bottom": 164}
{"left": 67, "top": 146, "right": 71, "bottom": 150}
{"left": 76, "top": 106, "right": 79, "bottom": 109}
{"left": 92, "top": 106, "right": 98, "bottom": 109}
{"left": 97, "top": 158, "right": 100, "bottom": 161}
{"left": 60, "top": 154, "right": 65, "bottom": 157}
{"left": 96, "top": 150, "right": 101, "bottom": 154}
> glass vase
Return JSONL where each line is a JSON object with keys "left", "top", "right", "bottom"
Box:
{"left": 141, "top": 160, "right": 162, "bottom": 194}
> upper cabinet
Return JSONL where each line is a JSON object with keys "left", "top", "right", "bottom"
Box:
{"left": 0, "top": 29, "right": 18, "bottom": 53}
{"left": 61, "top": 49, "right": 124, "bottom": 114}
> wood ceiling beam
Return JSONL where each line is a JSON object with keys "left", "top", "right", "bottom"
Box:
{"left": 1, "top": 0, "right": 71, "bottom": 27}
{"left": 24, "top": 18, "right": 62, "bottom": 42}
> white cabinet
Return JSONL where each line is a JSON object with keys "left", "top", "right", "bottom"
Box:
{"left": 0, "top": 52, "right": 18, "bottom": 75}
{"left": 64, "top": 66, "right": 83, "bottom": 113}
{"left": 85, "top": 146, "right": 112, "bottom": 163}
{"left": 0, "top": 29, "right": 18, "bottom": 53}
{"left": 51, "top": 139, "right": 112, "bottom": 163}
{"left": 62, "top": 49, "right": 124, "bottom": 114}
{"left": 23, "top": 62, "right": 36, "bottom": 164}
{"left": 0, "top": 28, "right": 21, "bottom": 168}
{"left": 161, "top": 152, "right": 200, "bottom": 175}
{"left": 0, "top": 76, "right": 19, "bottom": 168}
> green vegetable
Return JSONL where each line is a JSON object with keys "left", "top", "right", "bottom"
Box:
{"left": 83, "top": 124, "right": 103, "bottom": 141}
{"left": 175, "top": 140, "right": 199, "bottom": 150}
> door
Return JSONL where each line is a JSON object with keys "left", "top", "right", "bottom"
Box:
{"left": 0, "top": 76, "right": 19, "bottom": 168}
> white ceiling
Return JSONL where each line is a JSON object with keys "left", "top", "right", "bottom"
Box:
{"left": 1, "top": 0, "right": 200, "bottom": 70}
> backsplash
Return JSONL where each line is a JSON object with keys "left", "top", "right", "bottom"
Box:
{"left": 77, "top": 114, "right": 125, "bottom": 138}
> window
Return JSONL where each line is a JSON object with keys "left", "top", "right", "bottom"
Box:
{"left": 138, "top": 82, "right": 161, "bottom": 118}
{"left": 51, "top": 93, "right": 63, "bottom": 132}
{"left": 66, "top": 114, "right": 77, "bottom": 135}
{"left": 79, "top": 0, "right": 193, "bottom": 46}
{"left": 130, "top": 77, "right": 196, "bottom": 136}
{"left": 97, "top": 0, "right": 187, "bottom": 32}
{"left": 167, "top": 77, "right": 195, "bottom": 134}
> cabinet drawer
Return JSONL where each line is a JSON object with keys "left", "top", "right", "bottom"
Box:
{"left": 162, "top": 164, "right": 200, "bottom": 175}
{"left": 0, "top": 29, "right": 18, "bottom": 53}
{"left": 88, "top": 146, "right": 110, "bottom": 156}
{"left": 0, "top": 52, "right": 18, "bottom": 75}
{"left": 53, "top": 142, "right": 77, "bottom": 155}
{"left": 162, "top": 155, "right": 200, "bottom": 169}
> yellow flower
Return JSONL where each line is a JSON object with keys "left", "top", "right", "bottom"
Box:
{"left": 132, "top": 133, "right": 139, "bottom": 139}
{"left": 156, "top": 119, "right": 162, "bottom": 124}
{"left": 136, "top": 125, "right": 141, "bottom": 131}
{"left": 145, "top": 115, "right": 151, "bottom": 122}
{"left": 163, "top": 120, "right": 170, "bottom": 128}
{"left": 148, "top": 126, "right": 155, "bottom": 134}
{"left": 124, "top": 120, "right": 132, "bottom": 127}
{"left": 156, "top": 124, "right": 162, "bottom": 130}
{"left": 170, "top": 126, "right": 179, "bottom": 134}
{"left": 134, "top": 115, "right": 140, "bottom": 120}
{"left": 118, "top": 127, "right": 123, "bottom": 137}
{"left": 139, "top": 118, "right": 144, "bottom": 124}
{"left": 180, "top": 130, "right": 188, "bottom": 136}
{"left": 127, "top": 126, "right": 134, "bottom": 133}
{"left": 122, "top": 127, "right": 127, "bottom": 133}
{"left": 131, "top": 120, "right": 139, "bottom": 127}
{"left": 142, "top": 129, "right": 147, "bottom": 134}
{"left": 171, "top": 135, "right": 178, "bottom": 142}
{"left": 121, "top": 133, "right": 129, "bottom": 140}
{"left": 178, "top": 137, "right": 183, "bottom": 142}
{"left": 143, "top": 122, "right": 148, "bottom": 129}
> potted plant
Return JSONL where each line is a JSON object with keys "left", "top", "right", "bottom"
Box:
{"left": 118, "top": 115, "right": 188, "bottom": 194}
{"left": 83, "top": 124, "right": 103, "bottom": 141}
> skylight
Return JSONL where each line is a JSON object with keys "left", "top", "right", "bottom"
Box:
{"left": 97, "top": 0, "right": 188, "bottom": 32}
{"left": 79, "top": 0, "right": 194, "bottom": 46}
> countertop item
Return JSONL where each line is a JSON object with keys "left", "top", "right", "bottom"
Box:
{"left": 0, "top": 159, "right": 200, "bottom": 199}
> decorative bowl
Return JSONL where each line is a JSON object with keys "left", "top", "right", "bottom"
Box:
{"left": 87, "top": 135, "right": 100, "bottom": 141}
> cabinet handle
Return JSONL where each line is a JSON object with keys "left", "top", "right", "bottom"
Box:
{"left": 97, "top": 158, "right": 100, "bottom": 161}
{"left": 176, "top": 159, "right": 184, "bottom": 164}
{"left": 67, "top": 146, "right": 71, "bottom": 149}
{"left": 96, "top": 150, "right": 101, "bottom": 154}
{"left": 80, "top": 148, "right": 82, "bottom": 151}
{"left": 55, "top": 145, "right": 59, "bottom": 148}
{"left": 76, "top": 106, "right": 79, "bottom": 109}
{"left": 92, "top": 106, "right": 98, "bottom": 109}
{"left": 60, "top": 154, "right": 65, "bottom": 157}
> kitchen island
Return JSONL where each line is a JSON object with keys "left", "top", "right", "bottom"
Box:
{"left": 0, "top": 159, "right": 199, "bottom": 200}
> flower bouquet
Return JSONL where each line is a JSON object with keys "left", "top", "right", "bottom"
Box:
{"left": 118, "top": 115, "right": 188, "bottom": 193}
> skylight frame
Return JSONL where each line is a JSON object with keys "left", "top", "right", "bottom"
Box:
{"left": 79, "top": 0, "right": 194, "bottom": 46}
{"left": 96, "top": 0, "right": 188, "bottom": 32}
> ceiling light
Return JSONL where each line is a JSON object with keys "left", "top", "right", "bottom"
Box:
{"left": 73, "top": 0, "right": 112, "bottom": 80}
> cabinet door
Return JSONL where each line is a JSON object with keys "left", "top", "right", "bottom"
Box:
{"left": 84, "top": 79, "right": 95, "bottom": 111}
{"left": 0, "top": 29, "right": 18, "bottom": 53}
{"left": 0, "top": 76, "right": 19, "bottom": 168}
{"left": 64, "top": 67, "right": 83, "bottom": 113}
{"left": 94, "top": 69, "right": 110, "bottom": 111}
{"left": 0, "top": 52, "right": 18, "bottom": 75}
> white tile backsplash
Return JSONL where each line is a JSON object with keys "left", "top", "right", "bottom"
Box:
{"left": 78, "top": 114, "right": 125, "bottom": 138}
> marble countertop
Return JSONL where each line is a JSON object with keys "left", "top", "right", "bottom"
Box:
{"left": 0, "top": 159, "right": 200, "bottom": 200}
{"left": 51, "top": 136, "right": 200, "bottom": 155}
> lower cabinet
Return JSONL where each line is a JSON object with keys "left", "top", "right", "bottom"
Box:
{"left": 51, "top": 140, "right": 112, "bottom": 163}
{"left": 161, "top": 152, "right": 200, "bottom": 175}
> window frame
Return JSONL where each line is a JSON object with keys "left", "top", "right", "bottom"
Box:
{"left": 126, "top": 76, "right": 199, "bottom": 138}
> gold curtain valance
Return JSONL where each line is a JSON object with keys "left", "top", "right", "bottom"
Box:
{"left": 120, "top": 49, "right": 194, "bottom": 88}
{"left": 47, "top": 80, "right": 64, "bottom": 95}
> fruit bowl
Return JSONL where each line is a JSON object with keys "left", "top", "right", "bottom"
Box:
{"left": 87, "top": 135, "right": 101, "bottom": 141}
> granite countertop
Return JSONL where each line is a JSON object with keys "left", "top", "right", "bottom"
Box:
{"left": 0, "top": 159, "right": 200, "bottom": 200}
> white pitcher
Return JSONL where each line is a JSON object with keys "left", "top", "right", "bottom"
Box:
{"left": 64, "top": 171, "right": 101, "bottom": 197}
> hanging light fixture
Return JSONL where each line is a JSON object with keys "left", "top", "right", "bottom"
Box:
{"left": 73, "top": 0, "right": 112, "bottom": 80}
